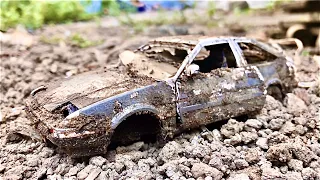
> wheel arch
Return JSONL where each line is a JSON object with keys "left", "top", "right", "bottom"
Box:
{"left": 110, "top": 103, "right": 160, "bottom": 130}
{"left": 265, "top": 78, "right": 283, "bottom": 91}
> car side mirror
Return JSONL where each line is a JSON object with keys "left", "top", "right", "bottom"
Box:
{"left": 185, "top": 64, "right": 200, "bottom": 76}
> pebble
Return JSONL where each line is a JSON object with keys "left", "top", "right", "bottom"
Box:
{"left": 256, "top": 138, "right": 268, "bottom": 150}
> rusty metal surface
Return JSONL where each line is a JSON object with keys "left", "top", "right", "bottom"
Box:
{"left": 25, "top": 35, "right": 297, "bottom": 157}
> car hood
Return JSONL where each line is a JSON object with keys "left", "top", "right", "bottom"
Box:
{"left": 32, "top": 69, "right": 155, "bottom": 112}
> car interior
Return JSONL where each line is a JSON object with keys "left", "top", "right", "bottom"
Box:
{"left": 192, "top": 43, "right": 237, "bottom": 73}
{"left": 132, "top": 43, "right": 238, "bottom": 80}
{"left": 238, "top": 42, "right": 277, "bottom": 64}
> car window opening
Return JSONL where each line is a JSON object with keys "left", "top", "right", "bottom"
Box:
{"left": 128, "top": 47, "right": 189, "bottom": 80}
{"left": 238, "top": 42, "right": 277, "bottom": 64}
{"left": 193, "top": 43, "right": 237, "bottom": 73}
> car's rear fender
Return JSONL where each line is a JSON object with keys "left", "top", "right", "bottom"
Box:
{"left": 110, "top": 103, "right": 159, "bottom": 129}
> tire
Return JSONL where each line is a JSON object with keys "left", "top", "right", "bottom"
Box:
{"left": 267, "top": 85, "right": 283, "bottom": 102}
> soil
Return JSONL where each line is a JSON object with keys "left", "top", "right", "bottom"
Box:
{"left": 1, "top": 14, "right": 319, "bottom": 180}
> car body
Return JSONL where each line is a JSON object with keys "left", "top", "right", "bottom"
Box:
{"left": 25, "top": 36, "right": 297, "bottom": 157}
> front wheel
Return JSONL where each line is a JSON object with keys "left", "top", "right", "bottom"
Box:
{"left": 267, "top": 85, "right": 283, "bottom": 102}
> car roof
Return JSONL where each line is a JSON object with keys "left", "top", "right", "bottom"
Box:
{"left": 151, "top": 35, "right": 253, "bottom": 46}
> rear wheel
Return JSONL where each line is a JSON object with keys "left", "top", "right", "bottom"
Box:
{"left": 267, "top": 85, "right": 283, "bottom": 102}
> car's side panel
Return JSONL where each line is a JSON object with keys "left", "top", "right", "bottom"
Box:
{"left": 72, "top": 81, "right": 176, "bottom": 130}
{"left": 176, "top": 67, "right": 266, "bottom": 130}
{"left": 233, "top": 40, "right": 296, "bottom": 92}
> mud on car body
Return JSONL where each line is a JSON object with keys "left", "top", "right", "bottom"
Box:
{"left": 25, "top": 36, "right": 297, "bottom": 157}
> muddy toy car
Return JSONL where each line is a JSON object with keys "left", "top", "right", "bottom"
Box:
{"left": 26, "top": 36, "right": 297, "bottom": 157}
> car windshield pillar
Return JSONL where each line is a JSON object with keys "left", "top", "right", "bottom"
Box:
{"left": 172, "top": 43, "right": 202, "bottom": 81}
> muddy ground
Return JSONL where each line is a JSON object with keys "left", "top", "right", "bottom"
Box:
{"left": 1, "top": 13, "right": 320, "bottom": 180}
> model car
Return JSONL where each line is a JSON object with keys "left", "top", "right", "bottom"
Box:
{"left": 26, "top": 36, "right": 296, "bottom": 157}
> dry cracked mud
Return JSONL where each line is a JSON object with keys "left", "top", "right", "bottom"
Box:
{"left": 1, "top": 22, "right": 319, "bottom": 180}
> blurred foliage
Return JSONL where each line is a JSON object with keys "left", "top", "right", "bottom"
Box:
{"left": 40, "top": 33, "right": 103, "bottom": 48}
{"left": 301, "top": 50, "right": 310, "bottom": 57}
{"left": 119, "top": 10, "right": 187, "bottom": 33}
{"left": 70, "top": 33, "right": 103, "bottom": 48}
{"left": 0, "top": 0, "right": 124, "bottom": 31}
{"left": 266, "top": 0, "right": 292, "bottom": 11}
{"left": 206, "top": 1, "right": 216, "bottom": 19}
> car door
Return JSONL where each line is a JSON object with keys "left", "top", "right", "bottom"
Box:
{"left": 176, "top": 41, "right": 266, "bottom": 130}
{"left": 235, "top": 40, "right": 288, "bottom": 88}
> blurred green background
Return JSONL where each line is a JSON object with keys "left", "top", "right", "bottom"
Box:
{"left": 0, "top": 0, "right": 125, "bottom": 31}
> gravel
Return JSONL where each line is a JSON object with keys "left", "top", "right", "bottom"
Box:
{"left": 1, "top": 22, "right": 319, "bottom": 180}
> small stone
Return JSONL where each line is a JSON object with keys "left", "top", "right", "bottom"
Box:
{"left": 267, "top": 132, "right": 289, "bottom": 145}
{"left": 28, "top": 159, "right": 38, "bottom": 167}
{"left": 89, "top": 156, "right": 107, "bottom": 167}
{"left": 280, "top": 166, "right": 288, "bottom": 174}
{"left": 39, "top": 147, "right": 54, "bottom": 158}
{"left": 308, "top": 144, "right": 320, "bottom": 156}
{"left": 285, "top": 93, "right": 308, "bottom": 115}
{"left": 293, "top": 117, "right": 308, "bottom": 126}
{"left": 245, "top": 119, "right": 263, "bottom": 129}
{"left": 268, "top": 118, "right": 285, "bottom": 130}
{"left": 227, "top": 173, "right": 250, "bottom": 180}
{"left": 266, "top": 143, "right": 292, "bottom": 163}
{"left": 291, "top": 143, "right": 316, "bottom": 165}
{"left": 230, "top": 133, "right": 242, "bottom": 145}
{"left": 66, "top": 166, "right": 79, "bottom": 177}
{"left": 77, "top": 165, "right": 94, "bottom": 180}
{"left": 295, "top": 125, "right": 306, "bottom": 135}
{"left": 46, "top": 168, "right": 53, "bottom": 175}
{"left": 209, "top": 156, "right": 223, "bottom": 169}
{"left": 261, "top": 167, "right": 285, "bottom": 179}
{"left": 285, "top": 171, "right": 303, "bottom": 180}
{"left": 245, "top": 148, "right": 260, "bottom": 164}
{"left": 240, "top": 132, "right": 258, "bottom": 144}
{"left": 280, "top": 121, "right": 296, "bottom": 134}
{"left": 224, "top": 139, "right": 232, "bottom": 145}
{"left": 4, "top": 165, "right": 24, "bottom": 180}
{"left": 159, "top": 141, "right": 182, "bottom": 162}
{"left": 50, "top": 63, "right": 58, "bottom": 73}
{"left": 221, "top": 119, "right": 244, "bottom": 138}
{"left": 301, "top": 168, "right": 318, "bottom": 180}
{"left": 256, "top": 138, "right": 268, "bottom": 150}
{"left": 85, "top": 167, "right": 102, "bottom": 180}
{"left": 234, "top": 159, "right": 249, "bottom": 170}
{"left": 96, "top": 171, "right": 108, "bottom": 180}
{"left": 265, "top": 95, "right": 283, "bottom": 110}
{"left": 236, "top": 146, "right": 242, "bottom": 151}
{"left": 288, "top": 159, "right": 303, "bottom": 171}
{"left": 191, "top": 163, "right": 223, "bottom": 179}
{"left": 212, "top": 129, "right": 222, "bottom": 141}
